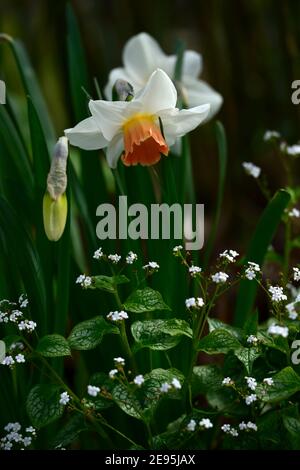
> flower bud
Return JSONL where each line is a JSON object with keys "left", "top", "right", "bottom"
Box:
{"left": 112, "top": 79, "right": 134, "bottom": 102}
{"left": 43, "top": 137, "right": 68, "bottom": 241}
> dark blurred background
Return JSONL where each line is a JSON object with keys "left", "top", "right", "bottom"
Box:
{"left": 1, "top": 0, "right": 300, "bottom": 254}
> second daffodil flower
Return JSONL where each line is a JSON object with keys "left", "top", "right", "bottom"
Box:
{"left": 65, "top": 69, "right": 210, "bottom": 168}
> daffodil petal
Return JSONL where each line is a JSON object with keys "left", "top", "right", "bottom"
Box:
{"left": 104, "top": 67, "right": 138, "bottom": 100}
{"left": 123, "top": 33, "right": 165, "bottom": 84}
{"left": 65, "top": 117, "right": 108, "bottom": 150}
{"left": 160, "top": 104, "right": 210, "bottom": 145}
{"left": 89, "top": 100, "right": 130, "bottom": 141}
{"left": 106, "top": 133, "right": 124, "bottom": 169}
{"left": 135, "top": 69, "right": 177, "bottom": 114}
{"left": 182, "top": 50, "right": 203, "bottom": 78}
{"left": 183, "top": 77, "right": 223, "bottom": 118}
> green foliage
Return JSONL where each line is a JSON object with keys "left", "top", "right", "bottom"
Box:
{"left": 36, "top": 334, "right": 71, "bottom": 358}
{"left": 124, "top": 287, "right": 170, "bottom": 313}
{"left": 131, "top": 319, "right": 192, "bottom": 351}
{"left": 92, "top": 275, "right": 130, "bottom": 293}
{"left": 26, "top": 385, "right": 64, "bottom": 428}
{"left": 68, "top": 317, "right": 119, "bottom": 350}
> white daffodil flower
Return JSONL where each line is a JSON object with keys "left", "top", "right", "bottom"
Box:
{"left": 104, "top": 32, "right": 222, "bottom": 120}
{"left": 65, "top": 69, "right": 210, "bottom": 168}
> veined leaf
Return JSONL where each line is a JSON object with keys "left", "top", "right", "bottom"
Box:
{"left": 36, "top": 334, "right": 71, "bottom": 358}
{"left": 131, "top": 319, "right": 192, "bottom": 351}
{"left": 124, "top": 287, "right": 170, "bottom": 313}
{"left": 26, "top": 384, "right": 64, "bottom": 428}
{"left": 68, "top": 316, "right": 119, "bottom": 350}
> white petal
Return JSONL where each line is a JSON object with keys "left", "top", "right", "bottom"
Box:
{"left": 104, "top": 67, "right": 139, "bottom": 100}
{"left": 135, "top": 69, "right": 177, "bottom": 114}
{"left": 160, "top": 104, "right": 210, "bottom": 146}
{"left": 106, "top": 133, "right": 124, "bottom": 169}
{"left": 183, "top": 77, "right": 223, "bottom": 119}
{"left": 123, "top": 33, "right": 165, "bottom": 84}
{"left": 64, "top": 117, "right": 108, "bottom": 150}
{"left": 182, "top": 50, "right": 202, "bottom": 78}
{"left": 89, "top": 100, "right": 129, "bottom": 141}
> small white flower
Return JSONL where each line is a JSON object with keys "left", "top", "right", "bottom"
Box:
{"left": 288, "top": 208, "right": 300, "bottom": 218}
{"left": 59, "top": 392, "right": 70, "bottom": 406}
{"left": 245, "top": 261, "right": 261, "bottom": 281}
{"left": 222, "top": 377, "right": 233, "bottom": 386}
{"left": 15, "top": 354, "right": 25, "bottom": 364}
{"left": 143, "top": 261, "right": 159, "bottom": 270}
{"left": 219, "top": 249, "right": 239, "bottom": 263}
{"left": 286, "top": 302, "right": 298, "bottom": 320}
{"left": 160, "top": 382, "right": 171, "bottom": 393}
{"left": 133, "top": 375, "right": 145, "bottom": 387}
{"left": 173, "top": 245, "right": 183, "bottom": 255}
{"left": 87, "top": 385, "right": 100, "bottom": 397}
{"left": 188, "top": 265, "right": 202, "bottom": 277}
{"left": 245, "top": 376, "right": 257, "bottom": 391}
{"left": 185, "top": 297, "right": 204, "bottom": 309}
{"left": 1, "top": 356, "right": 15, "bottom": 366}
{"left": 108, "top": 254, "right": 121, "bottom": 264}
{"left": 239, "top": 421, "right": 247, "bottom": 430}
{"left": 109, "top": 369, "right": 118, "bottom": 379}
{"left": 247, "top": 335, "right": 258, "bottom": 345}
{"left": 286, "top": 144, "right": 300, "bottom": 156}
{"left": 221, "top": 424, "right": 231, "bottom": 433}
{"left": 186, "top": 419, "right": 197, "bottom": 432}
{"left": 126, "top": 251, "right": 137, "bottom": 264}
{"left": 18, "top": 320, "right": 37, "bottom": 332}
{"left": 107, "top": 310, "right": 128, "bottom": 322}
{"left": 19, "top": 294, "right": 29, "bottom": 309}
{"left": 263, "top": 377, "right": 274, "bottom": 386}
{"left": 246, "top": 421, "right": 258, "bottom": 432}
{"left": 245, "top": 394, "right": 257, "bottom": 405}
{"left": 2, "top": 442, "right": 12, "bottom": 450}
{"left": 114, "top": 357, "right": 125, "bottom": 366}
{"left": 230, "top": 428, "right": 239, "bottom": 437}
{"left": 23, "top": 436, "right": 32, "bottom": 447}
{"left": 242, "top": 162, "right": 261, "bottom": 178}
{"left": 267, "top": 324, "right": 289, "bottom": 338}
{"left": 293, "top": 267, "right": 300, "bottom": 282}
{"left": 93, "top": 248, "right": 104, "bottom": 260}
{"left": 25, "top": 426, "right": 36, "bottom": 435}
{"left": 264, "top": 130, "right": 280, "bottom": 142}
{"left": 211, "top": 272, "right": 229, "bottom": 284}
{"left": 268, "top": 285, "right": 287, "bottom": 302}
{"left": 171, "top": 378, "right": 182, "bottom": 390}
{"left": 76, "top": 274, "right": 92, "bottom": 288}
{"left": 4, "top": 423, "right": 21, "bottom": 432}
{"left": 199, "top": 418, "right": 213, "bottom": 429}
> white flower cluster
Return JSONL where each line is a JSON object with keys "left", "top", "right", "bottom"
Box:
{"left": 0, "top": 295, "right": 35, "bottom": 335}
{"left": 245, "top": 394, "right": 257, "bottom": 405}
{"left": 267, "top": 324, "right": 289, "bottom": 338}
{"left": 245, "top": 376, "right": 257, "bottom": 391}
{"left": 114, "top": 357, "right": 125, "bottom": 366}
{"left": 187, "top": 418, "right": 213, "bottom": 431}
{"left": 288, "top": 208, "right": 300, "bottom": 218}
{"left": 247, "top": 335, "right": 258, "bottom": 345}
{"left": 133, "top": 375, "right": 145, "bottom": 386}
{"left": 222, "top": 377, "right": 234, "bottom": 386}
{"left": 93, "top": 247, "right": 104, "bottom": 260}
{"left": 189, "top": 266, "right": 202, "bottom": 277}
{"left": 106, "top": 310, "right": 128, "bottom": 322}
{"left": 263, "top": 377, "right": 274, "bottom": 386}
{"left": 221, "top": 424, "right": 239, "bottom": 437}
{"left": 242, "top": 162, "right": 261, "bottom": 179}
{"left": 263, "top": 130, "right": 280, "bottom": 142}
{"left": 219, "top": 249, "right": 239, "bottom": 263}
{"left": 211, "top": 271, "right": 229, "bottom": 284}
{"left": 293, "top": 267, "right": 300, "bottom": 282}
{"left": 0, "top": 422, "right": 36, "bottom": 450}
{"left": 76, "top": 274, "right": 92, "bottom": 288}
{"left": 238, "top": 421, "right": 258, "bottom": 432}
{"left": 126, "top": 251, "right": 137, "bottom": 264}
{"left": 173, "top": 245, "right": 183, "bottom": 256}
{"left": 245, "top": 261, "right": 260, "bottom": 281}
{"left": 59, "top": 392, "right": 70, "bottom": 406}
{"left": 160, "top": 378, "right": 182, "bottom": 393}
{"left": 286, "top": 302, "right": 298, "bottom": 320}
{"left": 268, "top": 285, "right": 287, "bottom": 302}
{"left": 108, "top": 254, "right": 121, "bottom": 264}
{"left": 109, "top": 369, "right": 118, "bottom": 379}
{"left": 285, "top": 144, "right": 300, "bottom": 156}
{"left": 185, "top": 297, "right": 204, "bottom": 309}
{"left": 87, "top": 385, "right": 100, "bottom": 397}
{"left": 143, "top": 261, "right": 159, "bottom": 271}
{"left": 1, "top": 340, "right": 26, "bottom": 368}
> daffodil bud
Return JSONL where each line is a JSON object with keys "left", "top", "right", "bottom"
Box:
{"left": 112, "top": 79, "right": 134, "bottom": 102}
{"left": 43, "top": 137, "right": 68, "bottom": 242}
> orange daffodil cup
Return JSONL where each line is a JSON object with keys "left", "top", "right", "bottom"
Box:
{"left": 104, "top": 32, "right": 223, "bottom": 120}
{"left": 65, "top": 69, "right": 210, "bottom": 168}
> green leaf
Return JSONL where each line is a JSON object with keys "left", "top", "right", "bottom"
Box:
{"left": 244, "top": 311, "right": 258, "bottom": 336}
{"left": 203, "top": 121, "right": 227, "bottom": 268}
{"left": 51, "top": 413, "right": 88, "bottom": 449}
{"left": 112, "top": 383, "right": 143, "bottom": 420}
{"left": 192, "top": 365, "right": 223, "bottom": 395}
{"left": 208, "top": 318, "right": 244, "bottom": 340}
{"left": 142, "top": 368, "right": 184, "bottom": 416}
{"left": 36, "top": 334, "right": 71, "bottom": 358}
{"left": 26, "top": 384, "right": 64, "bottom": 428}
{"left": 197, "top": 329, "right": 241, "bottom": 354}
{"left": 257, "top": 367, "right": 300, "bottom": 403}
{"left": 234, "top": 347, "right": 261, "bottom": 374}
{"left": 131, "top": 319, "right": 192, "bottom": 351}
{"left": 257, "top": 330, "right": 290, "bottom": 354}
{"left": 92, "top": 275, "right": 129, "bottom": 293}
{"left": 87, "top": 372, "right": 114, "bottom": 410}
{"left": 68, "top": 316, "right": 119, "bottom": 350}
{"left": 124, "top": 287, "right": 170, "bottom": 313}
{"left": 234, "top": 189, "right": 290, "bottom": 326}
